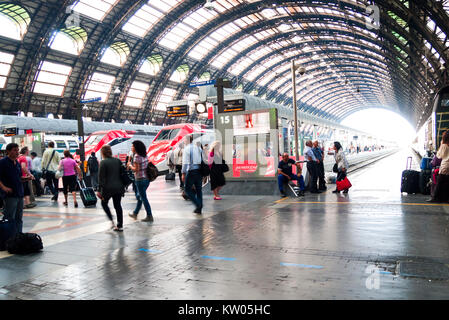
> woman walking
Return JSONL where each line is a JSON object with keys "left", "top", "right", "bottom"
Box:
{"left": 332, "top": 141, "right": 350, "bottom": 194}
{"left": 208, "top": 141, "right": 226, "bottom": 200}
{"left": 427, "top": 130, "right": 449, "bottom": 202}
{"left": 127, "top": 140, "right": 154, "bottom": 222}
{"left": 58, "top": 150, "right": 82, "bottom": 207}
{"left": 97, "top": 145, "right": 125, "bottom": 231}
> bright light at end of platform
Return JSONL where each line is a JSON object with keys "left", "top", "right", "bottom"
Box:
{"left": 341, "top": 108, "right": 416, "bottom": 146}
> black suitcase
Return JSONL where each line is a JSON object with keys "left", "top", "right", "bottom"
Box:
{"left": 419, "top": 169, "right": 431, "bottom": 195}
{"left": 0, "top": 219, "right": 16, "bottom": 251}
{"left": 401, "top": 157, "right": 420, "bottom": 194}
{"left": 77, "top": 179, "right": 97, "bottom": 207}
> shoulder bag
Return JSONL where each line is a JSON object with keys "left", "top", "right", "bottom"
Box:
{"left": 42, "top": 150, "right": 56, "bottom": 176}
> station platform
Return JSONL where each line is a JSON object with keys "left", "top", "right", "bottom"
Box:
{"left": 1, "top": 148, "right": 449, "bottom": 300}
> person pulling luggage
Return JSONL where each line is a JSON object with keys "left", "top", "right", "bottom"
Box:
{"left": 332, "top": 142, "right": 350, "bottom": 194}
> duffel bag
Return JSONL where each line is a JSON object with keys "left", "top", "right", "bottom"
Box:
{"left": 6, "top": 232, "right": 43, "bottom": 254}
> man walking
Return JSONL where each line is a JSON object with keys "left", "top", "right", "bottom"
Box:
{"left": 87, "top": 152, "right": 99, "bottom": 191}
{"left": 41, "top": 141, "right": 61, "bottom": 201}
{"left": 0, "top": 143, "right": 25, "bottom": 233}
{"left": 182, "top": 134, "right": 203, "bottom": 214}
{"left": 304, "top": 140, "right": 321, "bottom": 194}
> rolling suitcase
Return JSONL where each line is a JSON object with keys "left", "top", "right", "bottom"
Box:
{"left": 77, "top": 179, "right": 97, "bottom": 207}
{"left": 419, "top": 169, "right": 431, "bottom": 195}
{"left": 401, "top": 157, "right": 420, "bottom": 194}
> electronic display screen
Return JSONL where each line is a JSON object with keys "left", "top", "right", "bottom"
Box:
{"left": 233, "top": 112, "right": 270, "bottom": 136}
{"left": 167, "top": 105, "right": 189, "bottom": 117}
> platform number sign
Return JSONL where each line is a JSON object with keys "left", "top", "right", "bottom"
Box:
{"left": 219, "top": 115, "right": 230, "bottom": 125}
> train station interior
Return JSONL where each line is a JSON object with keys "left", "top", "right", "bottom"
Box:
{"left": 0, "top": 0, "right": 449, "bottom": 304}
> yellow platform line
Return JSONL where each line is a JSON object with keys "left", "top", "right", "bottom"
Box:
{"left": 280, "top": 200, "right": 449, "bottom": 207}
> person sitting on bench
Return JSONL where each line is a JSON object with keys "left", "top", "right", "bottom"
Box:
{"left": 278, "top": 153, "right": 305, "bottom": 197}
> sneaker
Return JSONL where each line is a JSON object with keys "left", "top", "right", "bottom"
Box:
{"left": 193, "top": 207, "right": 202, "bottom": 214}
{"left": 24, "top": 203, "right": 36, "bottom": 209}
{"left": 332, "top": 189, "right": 340, "bottom": 193}
{"left": 141, "top": 216, "right": 154, "bottom": 222}
{"left": 113, "top": 227, "right": 123, "bottom": 232}
{"left": 280, "top": 191, "right": 287, "bottom": 198}
{"left": 128, "top": 213, "right": 138, "bottom": 220}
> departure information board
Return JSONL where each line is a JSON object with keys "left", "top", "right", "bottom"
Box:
{"left": 215, "top": 99, "right": 245, "bottom": 113}
{"left": 167, "top": 105, "right": 189, "bottom": 117}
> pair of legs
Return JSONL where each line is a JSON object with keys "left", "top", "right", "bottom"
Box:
{"left": 31, "top": 170, "right": 43, "bottom": 196}
{"left": 45, "top": 171, "right": 59, "bottom": 200}
{"left": 90, "top": 171, "right": 99, "bottom": 191}
{"left": 278, "top": 174, "right": 305, "bottom": 195}
{"left": 62, "top": 175, "right": 78, "bottom": 206}
{"left": 176, "top": 165, "right": 184, "bottom": 188}
{"left": 318, "top": 162, "right": 326, "bottom": 190}
{"left": 132, "top": 179, "right": 153, "bottom": 220}
{"left": 101, "top": 193, "right": 123, "bottom": 230}
{"left": 2, "top": 197, "right": 23, "bottom": 233}
{"left": 184, "top": 169, "right": 203, "bottom": 213}
{"left": 306, "top": 162, "right": 319, "bottom": 193}
{"left": 213, "top": 186, "right": 222, "bottom": 199}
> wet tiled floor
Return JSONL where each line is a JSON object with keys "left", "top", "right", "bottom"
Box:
{"left": 1, "top": 149, "right": 449, "bottom": 300}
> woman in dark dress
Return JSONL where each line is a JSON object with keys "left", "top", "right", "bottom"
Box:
{"left": 208, "top": 141, "right": 226, "bottom": 200}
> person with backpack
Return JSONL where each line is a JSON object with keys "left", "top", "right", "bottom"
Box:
{"left": 127, "top": 140, "right": 154, "bottom": 222}
{"left": 41, "top": 141, "right": 61, "bottom": 202}
{"left": 87, "top": 152, "right": 99, "bottom": 191}
{"left": 97, "top": 145, "right": 125, "bottom": 231}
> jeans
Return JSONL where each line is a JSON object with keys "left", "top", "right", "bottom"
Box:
{"left": 278, "top": 174, "right": 305, "bottom": 192}
{"left": 2, "top": 197, "right": 23, "bottom": 233}
{"left": 134, "top": 179, "right": 152, "bottom": 218}
{"left": 45, "top": 171, "right": 59, "bottom": 198}
{"left": 101, "top": 193, "right": 123, "bottom": 228}
{"left": 31, "top": 170, "right": 43, "bottom": 196}
{"left": 184, "top": 169, "right": 203, "bottom": 210}
{"left": 90, "top": 171, "right": 98, "bottom": 190}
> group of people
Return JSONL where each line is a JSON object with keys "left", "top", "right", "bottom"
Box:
{"left": 2, "top": 136, "right": 351, "bottom": 235}
{"left": 277, "top": 140, "right": 349, "bottom": 197}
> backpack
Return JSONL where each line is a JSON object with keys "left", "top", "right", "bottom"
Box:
{"left": 6, "top": 232, "right": 43, "bottom": 254}
{"left": 146, "top": 162, "right": 158, "bottom": 182}
{"left": 88, "top": 156, "right": 99, "bottom": 172}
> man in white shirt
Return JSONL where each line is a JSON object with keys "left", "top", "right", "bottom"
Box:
{"left": 182, "top": 134, "right": 203, "bottom": 214}
{"left": 30, "top": 152, "right": 43, "bottom": 197}
{"left": 41, "top": 141, "right": 61, "bottom": 201}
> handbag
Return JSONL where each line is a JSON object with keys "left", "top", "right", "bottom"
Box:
{"left": 119, "top": 162, "right": 133, "bottom": 187}
{"left": 222, "top": 159, "right": 229, "bottom": 173}
{"left": 200, "top": 152, "right": 210, "bottom": 177}
{"left": 55, "top": 161, "right": 64, "bottom": 179}
{"left": 332, "top": 163, "right": 338, "bottom": 173}
{"left": 336, "top": 177, "right": 352, "bottom": 191}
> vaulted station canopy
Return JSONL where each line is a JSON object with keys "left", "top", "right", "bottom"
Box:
{"left": 0, "top": 0, "right": 447, "bottom": 129}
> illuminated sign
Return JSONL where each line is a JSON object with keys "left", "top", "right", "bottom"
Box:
{"left": 215, "top": 99, "right": 245, "bottom": 113}
{"left": 2, "top": 127, "right": 17, "bottom": 137}
{"left": 167, "top": 105, "right": 189, "bottom": 117}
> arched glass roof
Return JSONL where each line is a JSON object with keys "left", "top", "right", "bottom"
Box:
{"left": 1, "top": 0, "right": 448, "bottom": 127}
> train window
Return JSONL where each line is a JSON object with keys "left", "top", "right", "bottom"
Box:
{"left": 154, "top": 128, "right": 180, "bottom": 141}
{"left": 85, "top": 134, "right": 104, "bottom": 146}
{"left": 108, "top": 137, "right": 130, "bottom": 147}
{"left": 55, "top": 140, "right": 66, "bottom": 148}
{"left": 67, "top": 140, "right": 78, "bottom": 148}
